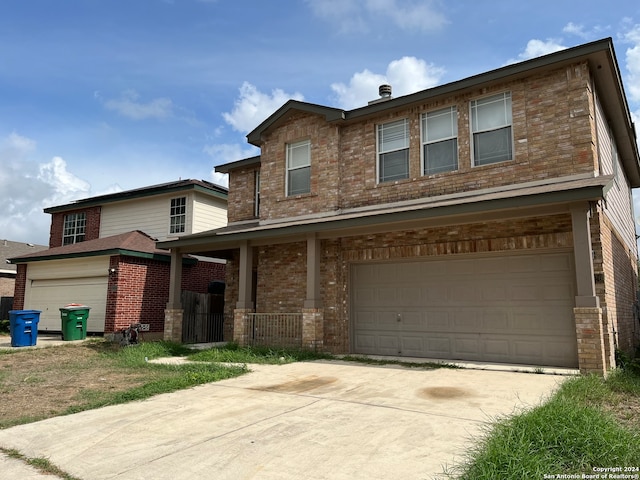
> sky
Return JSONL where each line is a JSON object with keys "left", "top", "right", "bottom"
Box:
{"left": 2, "top": 0, "right": 640, "bottom": 246}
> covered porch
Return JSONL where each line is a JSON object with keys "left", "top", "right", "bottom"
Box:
{"left": 158, "top": 174, "right": 614, "bottom": 374}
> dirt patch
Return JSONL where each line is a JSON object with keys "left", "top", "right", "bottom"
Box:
{"left": 0, "top": 339, "right": 148, "bottom": 427}
{"left": 419, "top": 386, "right": 473, "bottom": 399}
{"left": 256, "top": 376, "right": 338, "bottom": 394}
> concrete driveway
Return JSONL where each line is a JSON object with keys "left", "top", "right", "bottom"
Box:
{"left": 0, "top": 360, "right": 564, "bottom": 480}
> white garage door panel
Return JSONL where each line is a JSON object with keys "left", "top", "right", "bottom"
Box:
{"left": 352, "top": 252, "right": 578, "bottom": 367}
{"left": 28, "top": 277, "right": 107, "bottom": 333}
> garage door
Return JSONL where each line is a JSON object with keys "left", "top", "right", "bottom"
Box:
{"left": 352, "top": 251, "right": 578, "bottom": 368}
{"left": 28, "top": 277, "right": 107, "bottom": 333}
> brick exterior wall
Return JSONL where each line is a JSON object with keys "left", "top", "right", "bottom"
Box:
{"left": 49, "top": 207, "right": 101, "bottom": 248}
{"left": 227, "top": 166, "right": 259, "bottom": 222}
{"left": 595, "top": 210, "right": 639, "bottom": 356}
{"left": 221, "top": 58, "right": 639, "bottom": 373}
{"left": 11, "top": 264, "right": 26, "bottom": 310}
{"left": 258, "top": 112, "right": 341, "bottom": 221}
{"left": 105, "top": 256, "right": 225, "bottom": 334}
{"left": 233, "top": 62, "right": 598, "bottom": 225}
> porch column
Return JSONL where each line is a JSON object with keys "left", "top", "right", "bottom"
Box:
{"left": 164, "top": 248, "right": 183, "bottom": 342}
{"left": 304, "top": 233, "right": 323, "bottom": 309}
{"left": 570, "top": 202, "right": 607, "bottom": 375}
{"left": 234, "top": 241, "right": 254, "bottom": 345}
{"left": 570, "top": 203, "right": 598, "bottom": 307}
{"left": 236, "top": 241, "right": 254, "bottom": 309}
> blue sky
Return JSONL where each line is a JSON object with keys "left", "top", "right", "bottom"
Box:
{"left": 2, "top": 0, "right": 640, "bottom": 245}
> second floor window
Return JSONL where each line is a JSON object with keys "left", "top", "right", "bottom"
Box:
{"left": 63, "top": 212, "right": 86, "bottom": 245}
{"left": 170, "top": 197, "right": 186, "bottom": 234}
{"left": 422, "top": 106, "right": 458, "bottom": 175}
{"left": 286, "top": 139, "right": 311, "bottom": 196}
{"left": 378, "top": 118, "right": 409, "bottom": 183}
{"left": 471, "top": 92, "right": 513, "bottom": 166}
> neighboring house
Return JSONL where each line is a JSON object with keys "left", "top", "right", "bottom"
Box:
{"left": 11, "top": 179, "right": 228, "bottom": 340}
{"left": 159, "top": 38, "right": 640, "bottom": 375}
{"left": 0, "top": 240, "right": 48, "bottom": 318}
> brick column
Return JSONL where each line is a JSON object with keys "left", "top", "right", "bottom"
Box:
{"left": 302, "top": 308, "right": 324, "bottom": 350}
{"left": 163, "top": 308, "right": 183, "bottom": 343}
{"left": 233, "top": 308, "right": 253, "bottom": 346}
{"left": 574, "top": 307, "right": 607, "bottom": 375}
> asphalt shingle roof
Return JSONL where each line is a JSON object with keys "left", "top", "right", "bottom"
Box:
{"left": 8, "top": 231, "right": 169, "bottom": 263}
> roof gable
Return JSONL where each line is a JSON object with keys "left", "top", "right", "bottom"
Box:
{"left": 247, "top": 100, "right": 344, "bottom": 146}
{"left": 243, "top": 38, "right": 639, "bottom": 186}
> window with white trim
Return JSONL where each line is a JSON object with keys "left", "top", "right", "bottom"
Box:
{"left": 422, "top": 106, "right": 458, "bottom": 175}
{"left": 471, "top": 92, "right": 513, "bottom": 166}
{"left": 62, "top": 212, "right": 86, "bottom": 245}
{"left": 378, "top": 118, "right": 409, "bottom": 183}
{"left": 169, "top": 197, "right": 186, "bottom": 234}
{"left": 286, "top": 139, "right": 311, "bottom": 196}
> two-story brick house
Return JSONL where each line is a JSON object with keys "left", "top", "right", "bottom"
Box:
{"left": 159, "top": 38, "right": 640, "bottom": 374}
{"left": 11, "top": 179, "right": 228, "bottom": 340}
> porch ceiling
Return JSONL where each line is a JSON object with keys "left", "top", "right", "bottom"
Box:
{"left": 157, "top": 174, "right": 613, "bottom": 257}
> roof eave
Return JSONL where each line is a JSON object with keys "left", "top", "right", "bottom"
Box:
{"left": 215, "top": 155, "right": 261, "bottom": 174}
{"left": 157, "top": 180, "right": 611, "bottom": 255}
{"left": 45, "top": 180, "right": 228, "bottom": 214}
{"left": 9, "top": 248, "right": 172, "bottom": 264}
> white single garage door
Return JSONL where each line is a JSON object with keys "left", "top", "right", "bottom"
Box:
{"left": 29, "top": 277, "right": 108, "bottom": 333}
{"left": 352, "top": 251, "right": 578, "bottom": 368}
{"left": 24, "top": 257, "right": 109, "bottom": 333}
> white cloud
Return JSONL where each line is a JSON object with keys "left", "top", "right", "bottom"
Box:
{"left": 563, "top": 22, "right": 587, "bottom": 38}
{"left": 38, "top": 157, "right": 91, "bottom": 205}
{"left": 307, "top": 0, "right": 447, "bottom": 34}
{"left": 624, "top": 24, "right": 640, "bottom": 104}
{"left": 203, "top": 142, "right": 258, "bottom": 187}
{"left": 0, "top": 133, "right": 92, "bottom": 245}
{"left": 102, "top": 89, "right": 174, "bottom": 120}
{"left": 210, "top": 171, "right": 229, "bottom": 188}
{"left": 506, "top": 39, "right": 568, "bottom": 64}
{"left": 562, "top": 21, "right": 608, "bottom": 40}
{"left": 222, "top": 82, "right": 304, "bottom": 133}
{"left": 306, "top": 0, "right": 366, "bottom": 33}
{"left": 331, "top": 56, "right": 445, "bottom": 109}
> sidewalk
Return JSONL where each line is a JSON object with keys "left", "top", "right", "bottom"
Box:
{"left": 0, "top": 333, "right": 91, "bottom": 350}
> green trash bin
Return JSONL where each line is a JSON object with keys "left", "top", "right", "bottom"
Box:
{"left": 60, "top": 304, "right": 91, "bottom": 341}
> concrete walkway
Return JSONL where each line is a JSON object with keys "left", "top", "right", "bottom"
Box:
{"left": 0, "top": 360, "right": 564, "bottom": 480}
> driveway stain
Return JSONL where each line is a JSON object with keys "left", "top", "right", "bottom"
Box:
{"left": 419, "top": 386, "right": 473, "bottom": 399}
{"left": 254, "top": 376, "right": 338, "bottom": 394}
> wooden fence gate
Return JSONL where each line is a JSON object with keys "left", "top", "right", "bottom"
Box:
{"left": 181, "top": 291, "right": 224, "bottom": 344}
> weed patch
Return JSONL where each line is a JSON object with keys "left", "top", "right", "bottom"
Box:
{"left": 442, "top": 370, "right": 640, "bottom": 479}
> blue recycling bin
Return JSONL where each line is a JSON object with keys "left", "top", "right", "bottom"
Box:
{"left": 8, "top": 310, "right": 41, "bottom": 347}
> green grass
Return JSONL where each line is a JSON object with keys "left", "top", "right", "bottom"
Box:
{"left": 1, "top": 447, "right": 81, "bottom": 480}
{"left": 442, "top": 369, "right": 640, "bottom": 479}
{"left": 187, "top": 342, "right": 334, "bottom": 364}
{"left": 337, "top": 354, "right": 460, "bottom": 369}
{"left": 59, "top": 341, "right": 249, "bottom": 415}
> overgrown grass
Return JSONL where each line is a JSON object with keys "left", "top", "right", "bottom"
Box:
{"left": 0, "top": 340, "right": 249, "bottom": 429}
{"left": 442, "top": 369, "right": 640, "bottom": 479}
{"left": 187, "top": 342, "right": 334, "bottom": 364}
{"left": 60, "top": 341, "right": 248, "bottom": 415}
{"left": 337, "top": 354, "right": 459, "bottom": 369}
